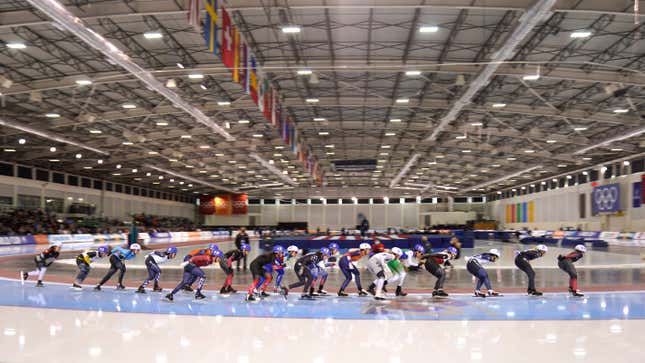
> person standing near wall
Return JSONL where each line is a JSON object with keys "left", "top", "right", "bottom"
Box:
{"left": 235, "top": 227, "right": 250, "bottom": 271}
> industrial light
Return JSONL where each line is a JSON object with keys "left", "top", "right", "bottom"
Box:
{"left": 570, "top": 31, "right": 592, "bottom": 38}
{"left": 200, "top": 84, "right": 207, "bottom": 90}
{"left": 461, "top": 150, "right": 471, "bottom": 153}
{"left": 176, "top": 63, "right": 184, "bottom": 69}
{"left": 18, "top": 138, "right": 26, "bottom": 144}
{"left": 573, "top": 126, "right": 588, "bottom": 131}
{"left": 381, "top": 145, "right": 390, "bottom": 149}
{"left": 558, "top": 164, "right": 567, "bottom": 167}
{"left": 238, "top": 119, "right": 250, "bottom": 124}
{"left": 132, "top": 169, "right": 138, "bottom": 173}
{"left": 156, "top": 121, "right": 168, "bottom": 126}
{"left": 471, "top": 122, "right": 483, "bottom": 126}
{"left": 325, "top": 144, "right": 335, "bottom": 148}
{"left": 143, "top": 32, "right": 163, "bottom": 39}
{"left": 4, "top": 149, "right": 16, "bottom": 152}
{"left": 49, "top": 146, "right": 56, "bottom": 152}
{"left": 75, "top": 79, "right": 92, "bottom": 86}
{"left": 297, "top": 69, "right": 312, "bottom": 75}
{"left": 188, "top": 74, "right": 204, "bottom": 79}
{"left": 611, "top": 148, "right": 623, "bottom": 151}
{"left": 75, "top": 153, "right": 82, "bottom": 159}
{"left": 326, "top": 152, "right": 335, "bottom": 155}
{"left": 390, "top": 118, "right": 401, "bottom": 122}
{"left": 405, "top": 70, "right": 421, "bottom": 76}
{"left": 180, "top": 135, "right": 192, "bottom": 139}
{"left": 45, "top": 113, "right": 60, "bottom": 118}
{"left": 215, "top": 153, "right": 224, "bottom": 157}
{"left": 89, "top": 129, "right": 102, "bottom": 134}
{"left": 7, "top": 42, "right": 26, "bottom": 49}
{"left": 318, "top": 131, "right": 329, "bottom": 136}
{"left": 122, "top": 141, "right": 134, "bottom": 145}
{"left": 524, "top": 150, "right": 535, "bottom": 153}
{"left": 613, "top": 109, "right": 629, "bottom": 113}
{"left": 217, "top": 101, "right": 231, "bottom": 106}
{"left": 546, "top": 140, "right": 557, "bottom": 143}
{"left": 165, "top": 79, "right": 176, "bottom": 88}
{"left": 385, "top": 132, "right": 396, "bottom": 136}
{"left": 252, "top": 134, "right": 263, "bottom": 138}
{"left": 49, "top": 159, "right": 59, "bottom": 162}
{"left": 395, "top": 98, "right": 409, "bottom": 104}
{"left": 122, "top": 103, "right": 136, "bottom": 109}
{"left": 491, "top": 103, "right": 507, "bottom": 108}
{"left": 456, "top": 135, "right": 467, "bottom": 139}
{"left": 380, "top": 152, "right": 389, "bottom": 156}
{"left": 97, "top": 159, "right": 103, "bottom": 164}
{"left": 281, "top": 25, "right": 301, "bottom": 34}
{"left": 313, "top": 117, "right": 326, "bottom": 121}
{"left": 419, "top": 26, "right": 439, "bottom": 33}
{"left": 507, "top": 157, "right": 516, "bottom": 161}
{"left": 305, "top": 98, "right": 319, "bottom": 103}
{"left": 199, "top": 145, "right": 210, "bottom": 149}
{"left": 522, "top": 74, "right": 540, "bottom": 81}
{"left": 148, "top": 151, "right": 158, "bottom": 155}
{"left": 623, "top": 160, "right": 630, "bottom": 166}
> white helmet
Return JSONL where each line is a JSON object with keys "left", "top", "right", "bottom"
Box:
{"left": 130, "top": 243, "right": 141, "bottom": 250}
{"left": 51, "top": 241, "right": 63, "bottom": 247}
{"left": 489, "top": 248, "right": 500, "bottom": 257}
{"left": 536, "top": 244, "right": 548, "bottom": 252}
{"left": 287, "top": 245, "right": 299, "bottom": 252}
{"left": 359, "top": 243, "right": 371, "bottom": 250}
{"left": 574, "top": 244, "right": 587, "bottom": 252}
{"left": 391, "top": 247, "right": 403, "bottom": 256}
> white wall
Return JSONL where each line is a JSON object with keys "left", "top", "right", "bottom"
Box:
{"left": 0, "top": 175, "right": 196, "bottom": 221}
{"left": 488, "top": 172, "right": 645, "bottom": 232}
{"left": 203, "top": 200, "right": 478, "bottom": 229}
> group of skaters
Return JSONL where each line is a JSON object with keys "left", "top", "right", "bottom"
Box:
{"left": 19, "top": 233, "right": 589, "bottom": 300}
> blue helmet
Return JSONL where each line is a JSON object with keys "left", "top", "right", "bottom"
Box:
{"left": 272, "top": 245, "right": 285, "bottom": 254}
{"left": 400, "top": 252, "right": 409, "bottom": 260}
{"left": 413, "top": 244, "right": 425, "bottom": 253}
{"left": 447, "top": 247, "right": 458, "bottom": 255}
{"left": 320, "top": 247, "right": 331, "bottom": 256}
{"left": 166, "top": 246, "right": 178, "bottom": 255}
{"left": 240, "top": 243, "right": 251, "bottom": 251}
{"left": 328, "top": 242, "right": 339, "bottom": 250}
{"left": 208, "top": 243, "right": 219, "bottom": 251}
{"left": 212, "top": 250, "right": 224, "bottom": 258}
{"left": 98, "top": 246, "right": 109, "bottom": 255}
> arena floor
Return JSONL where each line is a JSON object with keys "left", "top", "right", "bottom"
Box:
{"left": 1, "top": 239, "right": 644, "bottom": 363}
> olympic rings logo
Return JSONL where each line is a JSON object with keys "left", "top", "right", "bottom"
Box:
{"left": 594, "top": 186, "right": 619, "bottom": 211}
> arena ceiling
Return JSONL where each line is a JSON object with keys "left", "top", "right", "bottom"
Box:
{"left": 0, "top": 0, "right": 644, "bottom": 199}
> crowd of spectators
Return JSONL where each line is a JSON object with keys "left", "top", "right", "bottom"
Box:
{"left": 0, "top": 209, "right": 196, "bottom": 236}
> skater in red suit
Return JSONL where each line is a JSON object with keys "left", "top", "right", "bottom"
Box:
{"left": 557, "top": 244, "right": 586, "bottom": 297}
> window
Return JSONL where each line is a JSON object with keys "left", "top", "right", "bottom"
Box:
{"left": 81, "top": 178, "right": 91, "bottom": 188}
{"left": 472, "top": 196, "right": 484, "bottom": 203}
{"left": 17, "top": 166, "right": 32, "bottom": 179}
{"left": 155, "top": 191, "right": 160, "bottom": 198}
{"left": 53, "top": 172, "right": 65, "bottom": 184}
{"left": 93, "top": 180, "right": 103, "bottom": 190}
{"left": 141, "top": 189, "right": 147, "bottom": 197}
{"left": 106, "top": 182, "right": 113, "bottom": 191}
{"left": 263, "top": 199, "right": 276, "bottom": 205}
{"left": 36, "top": 169, "right": 49, "bottom": 182}
{"left": 326, "top": 198, "right": 339, "bottom": 204}
{"left": 279, "top": 199, "right": 292, "bottom": 204}
{"left": 45, "top": 197, "right": 64, "bottom": 213}
{"left": 0, "top": 196, "right": 12, "bottom": 205}
{"left": 357, "top": 198, "right": 370, "bottom": 204}
{"left": 454, "top": 197, "right": 468, "bottom": 203}
{"left": 603, "top": 166, "right": 612, "bottom": 179}
{"left": 309, "top": 199, "right": 322, "bottom": 205}
{"left": 421, "top": 198, "right": 433, "bottom": 203}
{"left": 372, "top": 198, "right": 384, "bottom": 204}
{"left": 341, "top": 198, "right": 353, "bottom": 204}
{"left": 17, "top": 194, "right": 40, "bottom": 209}
{"left": 404, "top": 198, "right": 416, "bottom": 203}
{"left": 133, "top": 187, "right": 139, "bottom": 196}
{"left": 115, "top": 184, "right": 123, "bottom": 193}
{"left": 67, "top": 175, "right": 78, "bottom": 186}
{"left": 125, "top": 186, "right": 131, "bottom": 194}
{"left": 295, "top": 199, "right": 308, "bottom": 204}
{"left": 436, "top": 198, "right": 444, "bottom": 203}
{"left": 388, "top": 198, "right": 402, "bottom": 204}
{"left": 0, "top": 163, "right": 13, "bottom": 177}
{"left": 632, "top": 159, "right": 644, "bottom": 173}
{"left": 590, "top": 170, "right": 599, "bottom": 182}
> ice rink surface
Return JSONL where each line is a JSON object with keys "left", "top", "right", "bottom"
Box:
{"left": 1, "top": 239, "right": 645, "bottom": 362}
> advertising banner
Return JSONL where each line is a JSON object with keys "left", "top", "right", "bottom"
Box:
{"left": 199, "top": 196, "right": 215, "bottom": 215}
{"left": 215, "top": 195, "right": 232, "bottom": 215}
{"left": 634, "top": 182, "right": 642, "bottom": 208}
{"left": 592, "top": 183, "right": 621, "bottom": 214}
{"left": 232, "top": 194, "right": 248, "bottom": 214}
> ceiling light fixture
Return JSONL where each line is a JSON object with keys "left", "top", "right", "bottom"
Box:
{"left": 297, "top": 69, "right": 312, "bottom": 75}
{"left": 389, "top": 118, "right": 401, "bottom": 122}
{"left": 491, "top": 103, "right": 507, "bottom": 108}
{"left": 45, "top": 113, "right": 60, "bottom": 118}
{"left": 313, "top": 117, "right": 326, "bottom": 121}
{"left": 281, "top": 25, "right": 301, "bottom": 34}
{"left": 7, "top": 42, "right": 26, "bottom": 49}
{"left": 217, "top": 101, "right": 231, "bottom": 106}
{"left": 188, "top": 73, "right": 204, "bottom": 79}
{"left": 75, "top": 79, "right": 92, "bottom": 86}
{"left": 145, "top": 164, "right": 234, "bottom": 192}
{"left": 405, "top": 70, "right": 421, "bottom": 76}
{"left": 389, "top": 153, "right": 421, "bottom": 188}
{"left": 249, "top": 153, "right": 297, "bottom": 186}
{"left": 395, "top": 98, "right": 409, "bottom": 104}
{"left": 613, "top": 109, "right": 629, "bottom": 114}
{"left": 419, "top": 26, "right": 439, "bottom": 33}
{"left": 143, "top": 31, "right": 163, "bottom": 39}
{"left": 305, "top": 98, "right": 319, "bottom": 103}
{"left": 546, "top": 139, "right": 557, "bottom": 143}
{"left": 122, "top": 103, "right": 136, "bottom": 109}
{"left": 238, "top": 120, "right": 250, "bottom": 124}
{"left": 570, "top": 30, "right": 592, "bottom": 38}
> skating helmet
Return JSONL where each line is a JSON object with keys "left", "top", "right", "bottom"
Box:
{"left": 574, "top": 244, "right": 587, "bottom": 253}
{"left": 166, "top": 246, "right": 178, "bottom": 254}
{"left": 240, "top": 243, "right": 251, "bottom": 251}
{"left": 319, "top": 247, "right": 331, "bottom": 256}
{"left": 447, "top": 247, "right": 458, "bottom": 255}
{"left": 359, "top": 243, "right": 371, "bottom": 250}
{"left": 272, "top": 245, "right": 285, "bottom": 254}
{"left": 212, "top": 250, "right": 224, "bottom": 258}
{"left": 287, "top": 245, "right": 299, "bottom": 253}
{"left": 400, "top": 251, "right": 409, "bottom": 260}
{"left": 413, "top": 244, "right": 425, "bottom": 253}
{"left": 391, "top": 247, "right": 403, "bottom": 256}
{"left": 51, "top": 241, "right": 63, "bottom": 248}
{"left": 489, "top": 248, "right": 500, "bottom": 257}
{"left": 208, "top": 243, "right": 219, "bottom": 251}
{"left": 536, "top": 244, "right": 548, "bottom": 252}
{"left": 98, "top": 246, "right": 109, "bottom": 255}
{"left": 328, "top": 242, "right": 339, "bottom": 250}
{"left": 130, "top": 243, "right": 141, "bottom": 251}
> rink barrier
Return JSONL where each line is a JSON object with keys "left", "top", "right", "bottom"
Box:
{"left": 262, "top": 234, "right": 475, "bottom": 251}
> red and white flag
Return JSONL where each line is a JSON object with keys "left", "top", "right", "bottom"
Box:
{"left": 187, "top": 0, "right": 201, "bottom": 32}
{"left": 221, "top": 6, "right": 235, "bottom": 68}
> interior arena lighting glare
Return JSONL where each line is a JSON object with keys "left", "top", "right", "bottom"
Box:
{"left": 419, "top": 26, "right": 439, "bottom": 33}
{"left": 522, "top": 74, "right": 540, "bottom": 81}
{"left": 456, "top": 135, "right": 467, "bottom": 139}
{"left": 613, "top": 109, "right": 629, "bottom": 113}
{"left": 305, "top": 98, "right": 319, "bottom": 103}
{"left": 97, "top": 159, "right": 103, "bottom": 164}
{"left": 188, "top": 74, "right": 204, "bottom": 79}
{"left": 470, "top": 122, "right": 483, "bottom": 126}
{"left": 297, "top": 69, "right": 312, "bottom": 75}
{"left": 405, "top": 70, "right": 421, "bottom": 76}
{"left": 546, "top": 139, "right": 557, "bottom": 143}
{"left": 573, "top": 126, "right": 588, "bottom": 131}
{"left": 122, "top": 103, "right": 136, "bottom": 109}
{"left": 89, "top": 130, "right": 102, "bottom": 134}
{"left": 75, "top": 153, "right": 82, "bottom": 159}
{"left": 75, "top": 79, "right": 92, "bottom": 86}
{"left": 461, "top": 150, "right": 471, "bottom": 153}
{"left": 281, "top": 25, "right": 301, "bottom": 34}
{"left": 148, "top": 151, "right": 158, "bottom": 155}
{"left": 524, "top": 150, "right": 535, "bottom": 153}
{"left": 491, "top": 103, "right": 506, "bottom": 108}
{"left": 4, "top": 149, "right": 16, "bottom": 152}
{"left": 143, "top": 32, "right": 163, "bottom": 39}
{"left": 217, "top": 101, "right": 231, "bottom": 106}
{"left": 49, "top": 146, "right": 56, "bottom": 152}
{"left": 180, "top": 135, "right": 192, "bottom": 139}
{"left": 252, "top": 134, "right": 263, "bottom": 138}
{"left": 165, "top": 79, "right": 176, "bottom": 88}
{"left": 395, "top": 98, "right": 409, "bottom": 104}
{"left": 200, "top": 84, "right": 207, "bottom": 90}
{"left": 238, "top": 120, "right": 250, "bottom": 124}
{"left": 570, "top": 31, "right": 592, "bottom": 38}
{"left": 318, "top": 131, "right": 329, "bottom": 136}
{"left": 45, "top": 113, "right": 60, "bottom": 118}
{"left": 156, "top": 122, "right": 168, "bottom": 126}
{"left": 18, "top": 138, "right": 26, "bottom": 144}
{"left": 390, "top": 118, "right": 401, "bottom": 122}
{"left": 122, "top": 141, "right": 133, "bottom": 145}
{"left": 313, "top": 117, "right": 326, "bottom": 121}
{"left": 176, "top": 63, "right": 184, "bottom": 69}
{"left": 385, "top": 132, "right": 396, "bottom": 136}
{"left": 7, "top": 42, "right": 26, "bottom": 49}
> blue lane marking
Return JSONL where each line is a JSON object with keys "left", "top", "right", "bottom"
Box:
{"left": 2, "top": 280, "right": 644, "bottom": 321}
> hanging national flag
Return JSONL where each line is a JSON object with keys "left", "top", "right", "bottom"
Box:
{"left": 272, "top": 98, "right": 279, "bottom": 127}
{"left": 187, "top": 0, "right": 201, "bottom": 33}
{"left": 221, "top": 6, "right": 234, "bottom": 68}
{"left": 204, "top": 0, "right": 218, "bottom": 54}
{"left": 239, "top": 40, "right": 248, "bottom": 91}
{"left": 232, "top": 28, "right": 240, "bottom": 82}
{"left": 257, "top": 72, "right": 265, "bottom": 113}
{"left": 263, "top": 80, "right": 272, "bottom": 120}
{"left": 249, "top": 54, "right": 258, "bottom": 104}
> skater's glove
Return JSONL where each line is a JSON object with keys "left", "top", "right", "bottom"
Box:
{"left": 557, "top": 255, "right": 564, "bottom": 261}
